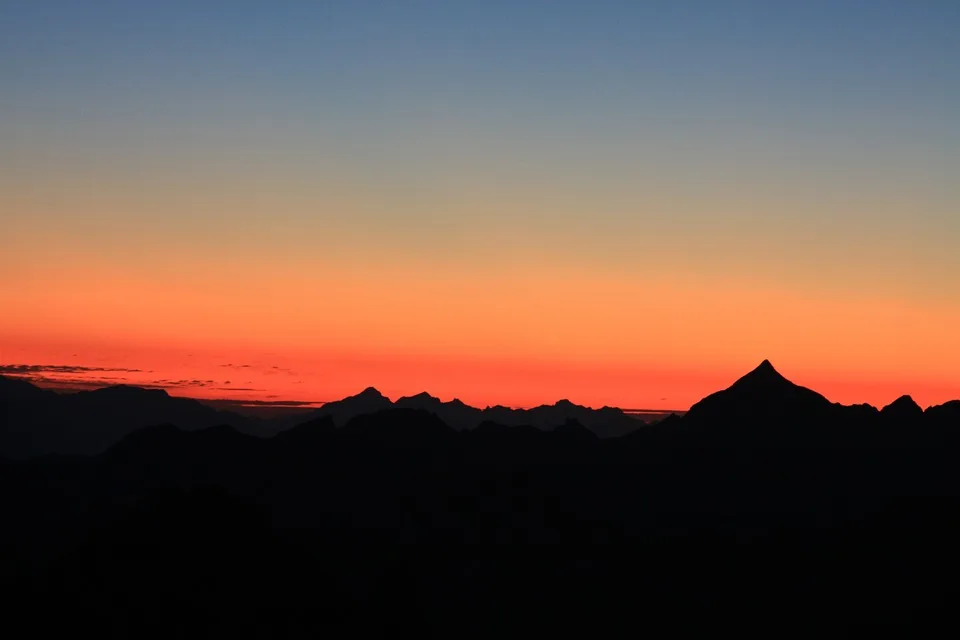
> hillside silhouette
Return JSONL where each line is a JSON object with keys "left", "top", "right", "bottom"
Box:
{"left": 0, "top": 376, "right": 263, "bottom": 457}
{"left": 305, "top": 387, "right": 646, "bottom": 437}
{"left": 2, "top": 360, "right": 960, "bottom": 636}
{"left": 1, "top": 377, "right": 653, "bottom": 458}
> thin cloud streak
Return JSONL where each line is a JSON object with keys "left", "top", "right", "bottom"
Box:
{"left": 0, "top": 364, "right": 144, "bottom": 374}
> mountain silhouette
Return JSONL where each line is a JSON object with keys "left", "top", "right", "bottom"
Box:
{"left": 881, "top": 395, "right": 924, "bottom": 422}
{"left": 552, "top": 418, "right": 599, "bottom": 440}
{"left": 271, "top": 414, "right": 337, "bottom": 446}
{"left": 927, "top": 400, "right": 960, "bottom": 425}
{"left": 684, "top": 359, "right": 836, "bottom": 428}
{"left": 343, "top": 408, "right": 456, "bottom": 447}
{"left": 1, "top": 376, "right": 648, "bottom": 457}
{"left": 289, "top": 386, "right": 645, "bottom": 439}
{"left": 0, "top": 374, "right": 55, "bottom": 401}
{"left": 301, "top": 386, "right": 393, "bottom": 426}
{"left": 4, "top": 360, "right": 959, "bottom": 458}
{"left": 0, "top": 378, "right": 262, "bottom": 458}
{"left": 394, "top": 392, "right": 483, "bottom": 429}
{"left": 2, "top": 360, "right": 960, "bottom": 635}
{"left": 517, "top": 400, "right": 641, "bottom": 437}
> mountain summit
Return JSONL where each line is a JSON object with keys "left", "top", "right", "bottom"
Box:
{"left": 396, "top": 391, "right": 442, "bottom": 406}
{"left": 684, "top": 360, "right": 834, "bottom": 426}
{"left": 357, "top": 387, "right": 387, "bottom": 400}
{"left": 881, "top": 395, "right": 924, "bottom": 421}
{"left": 729, "top": 360, "right": 798, "bottom": 392}
{"left": 307, "top": 386, "right": 393, "bottom": 426}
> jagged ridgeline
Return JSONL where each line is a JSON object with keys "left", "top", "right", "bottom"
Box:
{"left": 2, "top": 360, "right": 956, "bottom": 458}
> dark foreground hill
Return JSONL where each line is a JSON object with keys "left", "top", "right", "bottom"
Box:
{"left": 1, "top": 361, "right": 960, "bottom": 637}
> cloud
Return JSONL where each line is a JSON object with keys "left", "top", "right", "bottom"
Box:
{"left": 163, "top": 379, "right": 215, "bottom": 388}
{"left": 0, "top": 365, "right": 149, "bottom": 392}
{"left": 3, "top": 366, "right": 283, "bottom": 405}
{"left": 9, "top": 375, "right": 120, "bottom": 389}
{"left": 237, "top": 399, "right": 317, "bottom": 407}
{"left": 3, "top": 375, "right": 187, "bottom": 393}
{"left": 200, "top": 398, "right": 322, "bottom": 411}
{"left": 218, "top": 364, "right": 298, "bottom": 377}
{"left": 136, "top": 378, "right": 215, "bottom": 389}
{"left": 1, "top": 367, "right": 231, "bottom": 394}
{"left": 0, "top": 364, "right": 143, "bottom": 375}
{"left": 264, "top": 366, "right": 297, "bottom": 376}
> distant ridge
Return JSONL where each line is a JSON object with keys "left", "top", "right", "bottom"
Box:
{"left": 306, "top": 386, "right": 392, "bottom": 426}
{"left": 304, "top": 387, "right": 645, "bottom": 438}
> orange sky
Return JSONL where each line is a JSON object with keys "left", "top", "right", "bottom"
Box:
{"left": 2, "top": 257, "right": 958, "bottom": 410}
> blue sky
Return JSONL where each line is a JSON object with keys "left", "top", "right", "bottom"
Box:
{"left": 2, "top": 1, "right": 958, "bottom": 290}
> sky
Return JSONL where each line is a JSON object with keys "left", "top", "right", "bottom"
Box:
{"left": 1, "top": 0, "right": 958, "bottom": 410}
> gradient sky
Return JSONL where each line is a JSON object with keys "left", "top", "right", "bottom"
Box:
{"left": 1, "top": 1, "right": 958, "bottom": 410}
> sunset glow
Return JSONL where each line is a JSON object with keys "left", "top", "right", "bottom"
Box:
{"left": 2, "top": 2, "right": 958, "bottom": 410}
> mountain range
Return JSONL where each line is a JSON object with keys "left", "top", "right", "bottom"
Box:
{"left": 296, "top": 386, "right": 649, "bottom": 437}
{"left": 1, "top": 359, "right": 957, "bottom": 458}
{"left": 0, "top": 375, "right": 651, "bottom": 457}
{"left": 3, "top": 359, "right": 960, "bottom": 635}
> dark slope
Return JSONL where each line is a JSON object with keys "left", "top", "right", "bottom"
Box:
{"left": 2, "top": 362, "right": 960, "bottom": 636}
{"left": 3, "top": 395, "right": 960, "bottom": 636}
{"left": 928, "top": 400, "right": 960, "bottom": 425}
{"left": 271, "top": 414, "right": 337, "bottom": 446}
{"left": 0, "top": 376, "right": 263, "bottom": 458}
{"left": 0, "top": 374, "right": 56, "bottom": 401}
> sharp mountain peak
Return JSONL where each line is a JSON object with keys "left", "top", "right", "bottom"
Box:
{"left": 739, "top": 359, "right": 787, "bottom": 382}
{"left": 404, "top": 391, "right": 439, "bottom": 401}
{"left": 882, "top": 395, "right": 923, "bottom": 416}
